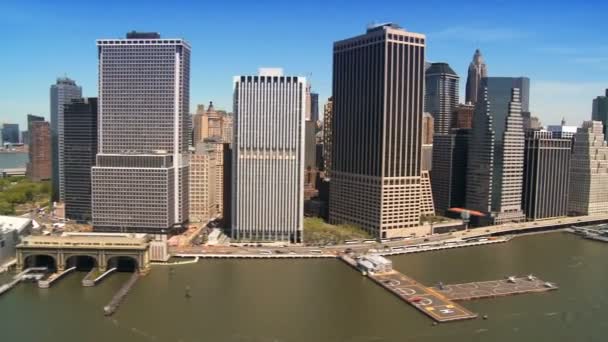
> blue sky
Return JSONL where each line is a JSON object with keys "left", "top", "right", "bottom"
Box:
{"left": 1, "top": 0, "right": 606, "bottom": 129}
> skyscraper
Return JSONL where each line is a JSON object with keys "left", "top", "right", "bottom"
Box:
{"left": 92, "top": 32, "right": 190, "bottom": 233}
{"left": 452, "top": 103, "right": 475, "bottom": 129}
{"left": 466, "top": 77, "right": 528, "bottom": 224}
{"left": 63, "top": 98, "right": 97, "bottom": 222}
{"left": 310, "top": 92, "right": 319, "bottom": 122}
{"left": 523, "top": 130, "right": 571, "bottom": 220}
{"left": 424, "top": 62, "right": 459, "bottom": 134}
{"left": 330, "top": 23, "right": 428, "bottom": 238}
{"left": 1, "top": 124, "right": 19, "bottom": 144}
{"left": 591, "top": 89, "right": 608, "bottom": 137}
{"left": 322, "top": 97, "right": 333, "bottom": 175}
{"left": 568, "top": 121, "right": 608, "bottom": 216}
{"left": 431, "top": 128, "right": 470, "bottom": 214}
{"left": 27, "top": 120, "right": 51, "bottom": 181}
{"left": 50, "top": 77, "right": 82, "bottom": 202}
{"left": 192, "top": 102, "right": 228, "bottom": 145}
{"left": 465, "top": 49, "right": 488, "bottom": 105}
{"left": 232, "top": 68, "right": 305, "bottom": 242}
{"left": 189, "top": 142, "right": 218, "bottom": 223}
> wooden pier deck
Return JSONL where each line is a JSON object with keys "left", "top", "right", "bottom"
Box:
{"left": 434, "top": 277, "right": 558, "bottom": 301}
{"left": 340, "top": 256, "right": 477, "bottom": 323}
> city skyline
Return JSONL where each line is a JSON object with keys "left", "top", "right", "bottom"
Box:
{"left": 1, "top": 1, "right": 607, "bottom": 129}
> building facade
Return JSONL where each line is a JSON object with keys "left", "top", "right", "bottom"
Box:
{"left": 568, "top": 121, "right": 608, "bottom": 216}
{"left": 232, "top": 68, "right": 305, "bottom": 242}
{"left": 592, "top": 89, "right": 608, "bottom": 138}
{"left": 189, "top": 142, "right": 218, "bottom": 223}
{"left": 466, "top": 77, "right": 528, "bottom": 224}
{"left": 424, "top": 62, "right": 459, "bottom": 134}
{"left": 523, "top": 130, "right": 571, "bottom": 220}
{"left": 310, "top": 92, "right": 319, "bottom": 122}
{"left": 63, "top": 98, "right": 98, "bottom": 222}
{"left": 422, "top": 113, "right": 434, "bottom": 145}
{"left": 465, "top": 49, "right": 488, "bottom": 105}
{"left": 329, "top": 24, "right": 429, "bottom": 238}
{"left": 452, "top": 103, "right": 475, "bottom": 129}
{"left": 193, "top": 102, "right": 230, "bottom": 146}
{"left": 322, "top": 96, "right": 333, "bottom": 175}
{"left": 1, "top": 124, "right": 19, "bottom": 144}
{"left": 27, "top": 120, "right": 51, "bottom": 181}
{"left": 50, "top": 77, "right": 82, "bottom": 202}
{"left": 431, "top": 129, "right": 470, "bottom": 215}
{"left": 92, "top": 32, "right": 190, "bottom": 234}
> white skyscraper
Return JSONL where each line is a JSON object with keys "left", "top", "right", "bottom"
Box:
{"left": 91, "top": 32, "right": 190, "bottom": 233}
{"left": 232, "top": 68, "right": 305, "bottom": 242}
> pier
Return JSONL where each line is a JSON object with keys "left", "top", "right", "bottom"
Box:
{"left": 341, "top": 255, "right": 477, "bottom": 322}
{"left": 82, "top": 267, "right": 117, "bottom": 287}
{"left": 103, "top": 272, "right": 139, "bottom": 316}
{"left": 38, "top": 266, "right": 76, "bottom": 288}
{"left": 434, "top": 276, "right": 558, "bottom": 301}
{"left": 0, "top": 267, "right": 47, "bottom": 296}
{"left": 340, "top": 255, "right": 558, "bottom": 323}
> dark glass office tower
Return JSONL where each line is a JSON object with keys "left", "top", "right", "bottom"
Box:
{"left": 592, "top": 89, "right": 608, "bottom": 137}
{"left": 431, "top": 129, "right": 470, "bottom": 214}
{"left": 330, "top": 23, "right": 428, "bottom": 238}
{"left": 523, "top": 130, "right": 571, "bottom": 220}
{"left": 466, "top": 77, "right": 528, "bottom": 225}
{"left": 64, "top": 98, "right": 98, "bottom": 222}
{"left": 424, "top": 62, "right": 459, "bottom": 134}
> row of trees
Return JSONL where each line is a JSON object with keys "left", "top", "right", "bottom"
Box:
{"left": 0, "top": 176, "right": 50, "bottom": 215}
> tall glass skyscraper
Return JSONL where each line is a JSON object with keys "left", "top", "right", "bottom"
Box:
{"left": 424, "top": 62, "right": 459, "bottom": 134}
{"left": 466, "top": 77, "right": 528, "bottom": 224}
{"left": 231, "top": 68, "right": 305, "bottom": 242}
{"left": 50, "top": 77, "right": 82, "bottom": 202}
{"left": 591, "top": 89, "right": 608, "bottom": 137}
{"left": 92, "top": 32, "right": 190, "bottom": 233}
{"left": 329, "top": 23, "right": 429, "bottom": 238}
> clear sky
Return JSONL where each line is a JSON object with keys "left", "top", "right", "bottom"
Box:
{"left": 1, "top": 0, "right": 606, "bottom": 129}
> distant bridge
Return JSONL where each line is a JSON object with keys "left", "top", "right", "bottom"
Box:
{"left": 16, "top": 233, "right": 151, "bottom": 274}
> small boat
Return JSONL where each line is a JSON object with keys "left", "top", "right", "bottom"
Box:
{"left": 527, "top": 274, "right": 536, "bottom": 281}
{"left": 544, "top": 282, "right": 555, "bottom": 288}
{"left": 507, "top": 276, "right": 517, "bottom": 283}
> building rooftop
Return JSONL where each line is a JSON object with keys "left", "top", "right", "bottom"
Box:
{"left": 126, "top": 31, "right": 160, "bottom": 39}
{"left": 426, "top": 62, "right": 458, "bottom": 77}
{"left": 0, "top": 215, "right": 32, "bottom": 234}
{"left": 18, "top": 233, "right": 149, "bottom": 250}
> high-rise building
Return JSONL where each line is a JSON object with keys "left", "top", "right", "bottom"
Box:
{"left": 422, "top": 113, "right": 434, "bottom": 145}
{"left": 189, "top": 142, "right": 218, "bottom": 223}
{"left": 310, "top": 92, "right": 319, "bottom": 122}
{"left": 591, "top": 89, "right": 608, "bottom": 137}
{"left": 322, "top": 97, "right": 333, "bottom": 175}
{"left": 20, "top": 131, "right": 29, "bottom": 145}
{"left": 193, "top": 102, "right": 229, "bottom": 146}
{"left": 424, "top": 62, "right": 459, "bottom": 134}
{"left": 568, "top": 121, "right": 608, "bottom": 216}
{"left": 330, "top": 24, "right": 429, "bottom": 238}
{"left": 63, "top": 98, "right": 98, "bottom": 222}
{"left": 92, "top": 32, "right": 190, "bottom": 234}
{"left": 50, "top": 77, "right": 82, "bottom": 202}
{"left": 232, "top": 68, "right": 305, "bottom": 242}
{"left": 523, "top": 129, "right": 571, "bottom": 220}
{"left": 27, "top": 120, "right": 51, "bottom": 181}
{"left": 431, "top": 129, "right": 470, "bottom": 214}
{"left": 222, "top": 115, "right": 233, "bottom": 145}
{"left": 465, "top": 49, "right": 488, "bottom": 105}
{"left": 1, "top": 124, "right": 19, "bottom": 144}
{"left": 547, "top": 118, "right": 577, "bottom": 139}
{"left": 466, "top": 77, "right": 528, "bottom": 224}
{"left": 452, "top": 103, "right": 475, "bottom": 129}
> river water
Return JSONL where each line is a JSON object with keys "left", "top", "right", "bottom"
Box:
{"left": 1, "top": 232, "right": 607, "bottom": 341}
{"left": 0, "top": 152, "right": 28, "bottom": 169}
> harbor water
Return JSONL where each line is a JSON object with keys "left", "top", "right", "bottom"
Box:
{"left": 0, "top": 232, "right": 607, "bottom": 341}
